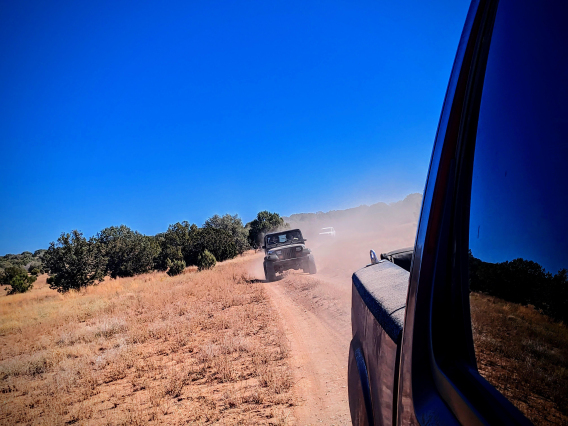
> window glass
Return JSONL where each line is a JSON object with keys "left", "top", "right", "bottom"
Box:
{"left": 468, "top": 1, "right": 568, "bottom": 424}
{"left": 266, "top": 230, "right": 302, "bottom": 246}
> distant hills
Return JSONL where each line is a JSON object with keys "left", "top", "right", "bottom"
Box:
{"left": 283, "top": 193, "right": 422, "bottom": 238}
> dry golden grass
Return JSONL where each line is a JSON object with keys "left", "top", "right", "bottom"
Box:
{"left": 0, "top": 252, "right": 294, "bottom": 425}
{"left": 471, "top": 292, "right": 568, "bottom": 425}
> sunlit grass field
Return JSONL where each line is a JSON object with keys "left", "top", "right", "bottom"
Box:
{"left": 471, "top": 292, "right": 568, "bottom": 425}
{"left": 0, "top": 253, "right": 294, "bottom": 425}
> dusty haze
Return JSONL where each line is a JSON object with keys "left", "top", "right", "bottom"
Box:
{"left": 283, "top": 193, "right": 421, "bottom": 281}
{"left": 245, "top": 193, "right": 423, "bottom": 424}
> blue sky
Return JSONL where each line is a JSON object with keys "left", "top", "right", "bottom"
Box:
{"left": 0, "top": 0, "right": 470, "bottom": 255}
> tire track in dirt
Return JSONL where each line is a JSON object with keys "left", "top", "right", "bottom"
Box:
{"left": 264, "top": 271, "right": 352, "bottom": 426}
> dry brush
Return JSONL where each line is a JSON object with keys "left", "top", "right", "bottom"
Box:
{"left": 0, "top": 253, "right": 293, "bottom": 425}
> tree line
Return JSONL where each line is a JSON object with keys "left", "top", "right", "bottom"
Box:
{"left": 469, "top": 251, "right": 568, "bottom": 324}
{"left": 1, "top": 211, "right": 287, "bottom": 294}
{"left": 0, "top": 250, "right": 46, "bottom": 294}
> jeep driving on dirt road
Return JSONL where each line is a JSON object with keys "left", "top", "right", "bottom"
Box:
{"left": 262, "top": 229, "right": 316, "bottom": 282}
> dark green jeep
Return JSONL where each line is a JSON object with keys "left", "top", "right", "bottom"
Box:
{"left": 262, "top": 229, "right": 316, "bottom": 282}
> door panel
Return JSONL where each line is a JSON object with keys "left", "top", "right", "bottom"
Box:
{"left": 349, "top": 261, "right": 409, "bottom": 425}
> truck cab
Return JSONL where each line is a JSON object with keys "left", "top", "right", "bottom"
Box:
{"left": 348, "top": 0, "right": 568, "bottom": 424}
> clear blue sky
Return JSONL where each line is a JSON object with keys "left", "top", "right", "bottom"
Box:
{"left": 0, "top": 0, "right": 470, "bottom": 255}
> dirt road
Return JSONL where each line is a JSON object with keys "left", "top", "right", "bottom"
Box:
{"left": 264, "top": 270, "right": 352, "bottom": 426}
{"left": 254, "top": 250, "right": 359, "bottom": 426}
{"left": 253, "top": 224, "right": 418, "bottom": 425}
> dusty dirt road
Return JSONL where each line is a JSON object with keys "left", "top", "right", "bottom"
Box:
{"left": 249, "top": 222, "right": 417, "bottom": 425}
{"left": 265, "top": 270, "right": 352, "bottom": 426}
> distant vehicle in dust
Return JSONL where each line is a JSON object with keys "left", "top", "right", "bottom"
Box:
{"left": 262, "top": 229, "right": 316, "bottom": 282}
{"left": 319, "top": 227, "right": 336, "bottom": 237}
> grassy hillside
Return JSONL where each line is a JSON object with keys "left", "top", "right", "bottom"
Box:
{"left": 0, "top": 253, "right": 293, "bottom": 425}
{"left": 471, "top": 292, "right": 568, "bottom": 425}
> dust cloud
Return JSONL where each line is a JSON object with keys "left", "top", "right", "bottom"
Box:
{"left": 284, "top": 193, "right": 422, "bottom": 282}
{"left": 245, "top": 194, "right": 423, "bottom": 424}
{"left": 247, "top": 193, "right": 421, "bottom": 282}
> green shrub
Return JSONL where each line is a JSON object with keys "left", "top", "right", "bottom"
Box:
{"left": 155, "top": 222, "right": 197, "bottom": 271}
{"left": 469, "top": 250, "right": 568, "bottom": 324}
{"left": 247, "top": 211, "right": 288, "bottom": 249}
{"left": 204, "top": 214, "right": 250, "bottom": 255}
{"left": 167, "top": 259, "right": 186, "bottom": 276}
{"left": 0, "top": 250, "right": 45, "bottom": 274}
{"left": 193, "top": 228, "right": 236, "bottom": 263}
{"left": 96, "top": 225, "right": 160, "bottom": 278}
{"left": 197, "top": 250, "right": 216, "bottom": 271}
{"left": 1, "top": 266, "right": 36, "bottom": 294}
{"left": 43, "top": 230, "right": 106, "bottom": 292}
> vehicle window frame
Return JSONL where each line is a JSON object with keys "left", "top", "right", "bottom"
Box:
{"left": 424, "top": 0, "right": 540, "bottom": 424}
{"left": 399, "top": 1, "right": 499, "bottom": 424}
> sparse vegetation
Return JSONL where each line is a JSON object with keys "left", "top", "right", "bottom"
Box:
{"left": 166, "top": 258, "right": 186, "bottom": 276}
{"left": 0, "top": 254, "right": 294, "bottom": 424}
{"left": 154, "top": 221, "right": 194, "bottom": 271}
{"left": 97, "top": 225, "right": 160, "bottom": 278}
{"left": 193, "top": 227, "right": 237, "bottom": 263}
{"left": 468, "top": 252, "right": 568, "bottom": 424}
{"left": 204, "top": 214, "right": 250, "bottom": 255}
{"left": 469, "top": 251, "right": 568, "bottom": 323}
{"left": 0, "top": 250, "right": 46, "bottom": 275}
{"left": 0, "top": 266, "right": 36, "bottom": 294}
{"left": 43, "top": 230, "right": 106, "bottom": 292}
{"left": 471, "top": 292, "right": 568, "bottom": 425}
{"left": 0, "top": 210, "right": 297, "bottom": 423}
{"left": 197, "top": 250, "right": 216, "bottom": 271}
{"left": 24, "top": 211, "right": 276, "bottom": 294}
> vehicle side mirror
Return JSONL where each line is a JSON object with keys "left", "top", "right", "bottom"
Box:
{"left": 262, "top": 245, "right": 266, "bottom": 249}
{"left": 303, "top": 239, "right": 307, "bottom": 241}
